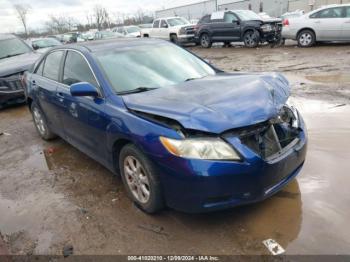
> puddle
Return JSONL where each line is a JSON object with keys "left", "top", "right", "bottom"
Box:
{"left": 306, "top": 74, "right": 350, "bottom": 83}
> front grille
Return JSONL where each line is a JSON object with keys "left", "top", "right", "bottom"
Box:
{"left": 185, "top": 27, "right": 195, "bottom": 35}
{"left": 0, "top": 73, "right": 23, "bottom": 92}
{"left": 238, "top": 121, "right": 300, "bottom": 160}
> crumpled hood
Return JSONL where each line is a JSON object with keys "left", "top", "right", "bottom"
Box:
{"left": 0, "top": 52, "right": 40, "bottom": 77}
{"left": 122, "top": 73, "right": 290, "bottom": 134}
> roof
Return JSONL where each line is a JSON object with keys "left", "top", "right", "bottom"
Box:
{"left": 62, "top": 38, "right": 167, "bottom": 53}
{"left": 0, "top": 34, "right": 16, "bottom": 41}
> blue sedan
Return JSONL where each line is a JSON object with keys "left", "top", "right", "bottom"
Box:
{"left": 24, "top": 39, "right": 307, "bottom": 213}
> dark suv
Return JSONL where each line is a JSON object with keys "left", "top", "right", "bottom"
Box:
{"left": 195, "top": 10, "right": 282, "bottom": 48}
{"left": 0, "top": 34, "right": 40, "bottom": 108}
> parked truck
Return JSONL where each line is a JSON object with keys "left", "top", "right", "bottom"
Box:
{"left": 142, "top": 17, "right": 196, "bottom": 44}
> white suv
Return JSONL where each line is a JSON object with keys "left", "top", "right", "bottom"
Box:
{"left": 282, "top": 4, "right": 350, "bottom": 47}
{"left": 143, "top": 17, "right": 195, "bottom": 44}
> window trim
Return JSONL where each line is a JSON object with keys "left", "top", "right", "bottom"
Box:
{"left": 41, "top": 50, "right": 65, "bottom": 82}
{"left": 34, "top": 48, "right": 104, "bottom": 98}
{"left": 309, "top": 7, "right": 345, "bottom": 19}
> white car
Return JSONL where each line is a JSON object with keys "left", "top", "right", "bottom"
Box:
{"left": 113, "top": 26, "right": 142, "bottom": 38}
{"left": 143, "top": 17, "right": 195, "bottom": 44}
{"left": 282, "top": 4, "right": 350, "bottom": 47}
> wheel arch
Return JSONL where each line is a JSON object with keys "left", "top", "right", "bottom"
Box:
{"left": 112, "top": 138, "right": 134, "bottom": 174}
{"left": 297, "top": 28, "right": 316, "bottom": 40}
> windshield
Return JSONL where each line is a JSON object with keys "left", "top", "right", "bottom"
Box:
{"left": 0, "top": 38, "right": 32, "bottom": 59}
{"left": 96, "top": 43, "right": 216, "bottom": 94}
{"left": 32, "top": 38, "right": 61, "bottom": 48}
{"left": 167, "top": 17, "right": 189, "bottom": 26}
{"left": 234, "top": 10, "right": 261, "bottom": 21}
{"left": 126, "top": 26, "right": 140, "bottom": 33}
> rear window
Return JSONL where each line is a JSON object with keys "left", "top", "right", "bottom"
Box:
{"left": 42, "top": 51, "right": 64, "bottom": 81}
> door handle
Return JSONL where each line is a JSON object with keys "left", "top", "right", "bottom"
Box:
{"left": 345, "top": 20, "right": 350, "bottom": 23}
{"left": 314, "top": 20, "right": 321, "bottom": 24}
{"left": 56, "top": 92, "right": 64, "bottom": 98}
{"left": 31, "top": 80, "right": 37, "bottom": 86}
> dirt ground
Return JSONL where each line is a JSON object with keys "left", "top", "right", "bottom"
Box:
{"left": 0, "top": 42, "right": 350, "bottom": 256}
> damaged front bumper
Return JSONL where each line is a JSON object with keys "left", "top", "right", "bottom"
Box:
{"left": 148, "top": 112, "right": 307, "bottom": 213}
{"left": 0, "top": 74, "right": 25, "bottom": 106}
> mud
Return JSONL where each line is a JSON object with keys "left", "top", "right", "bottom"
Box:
{"left": 1, "top": 44, "right": 350, "bottom": 255}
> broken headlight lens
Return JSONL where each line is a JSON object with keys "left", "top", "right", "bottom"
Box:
{"left": 279, "top": 104, "right": 300, "bottom": 128}
{"left": 159, "top": 137, "right": 241, "bottom": 160}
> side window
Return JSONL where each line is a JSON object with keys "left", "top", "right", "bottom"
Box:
{"left": 63, "top": 51, "right": 98, "bottom": 87}
{"left": 310, "top": 7, "right": 344, "bottom": 18}
{"left": 160, "top": 20, "right": 168, "bottom": 28}
{"left": 346, "top": 7, "right": 350, "bottom": 18}
{"left": 200, "top": 15, "right": 211, "bottom": 24}
{"left": 42, "top": 51, "right": 64, "bottom": 81}
{"left": 224, "top": 13, "right": 238, "bottom": 23}
{"left": 35, "top": 59, "right": 45, "bottom": 76}
{"left": 153, "top": 20, "right": 160, "bottom": 28}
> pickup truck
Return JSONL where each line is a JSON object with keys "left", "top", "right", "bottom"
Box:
{"left": 142, "top": 17, "right": 196, "bottom": 44}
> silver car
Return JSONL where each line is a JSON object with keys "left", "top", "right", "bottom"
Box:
{"left": 282, "top": 4, "right": 350, "bottom": 47}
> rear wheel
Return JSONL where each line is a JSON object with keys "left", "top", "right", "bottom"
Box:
{"left": 119, "top": 144, "right": 164, "bottom": 213}
{"left": 31, "top": 103, "right": 57, "bottom": 140}
{"left": 200, "top": 33, "right": 212, "bottom": 48}
{"left": 297, "top": 29, "right": 315, "bottom": 47}
{"left": 243, "top": 30, "right": 259, "bottom": 48}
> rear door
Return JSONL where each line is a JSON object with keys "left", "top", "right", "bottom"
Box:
{"left": 55, "top": 50, "right": 110, "bottom": 163}
{"left": 309, "top": 7, "right": 345, "bottom": 40}
{"left": 159, "top": 19, "right": 169, "bottom": 39}
{"left": 151, "top": 19, "right": 160, "bottom": 38}
{"left": 32, "top": 50, "right": 65, "bottom": 134}
{"left": 343, "top": 6, "right": 350, "bottom": 40}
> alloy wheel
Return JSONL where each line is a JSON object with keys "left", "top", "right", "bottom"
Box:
{"left": 244, "top": 32, "right": 258, "bottom": 47}
{"left": 123, "top": 156, "right": 150, "bottom": 204}
{"left": 201, "top": 34, "right": 210, "bottom": 48}
{"left": 33, "top": 107, "right": 46, "bottom": 136}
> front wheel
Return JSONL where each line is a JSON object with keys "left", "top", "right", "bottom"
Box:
{"left": 200, "top": 33, "right": 212, "bottom": 48}
{"left": 31, "top": 103, "right": 57, "bottom": 140}
{"left": 119, "top": 144, "right": 164, "bottom": 213}
{"left": 243, "top": 30, "right": 259, "bottom": 48}
{"left": 170, "top": 34, "right": 178, "bottom": 44}
{"left": 297, "top": 29, "right": 315, "bottom": 47}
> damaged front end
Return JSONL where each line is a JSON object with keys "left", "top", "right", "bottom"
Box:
{"left": 0, "top": 72, "right": 26, "bottom": 106}
{"left": 224, "top": 104, "right": 303, "bottom": 161}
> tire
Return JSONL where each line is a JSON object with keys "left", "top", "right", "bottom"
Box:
{"left": 243, "top": 30, "right": 259, "bottom": 48}
{"left": 170, "top": 34, "right": 178, "bottom": 44}
{"left": 119, "top": 144, "right": 164, "bottom": 213}
{"left": 31, "top": 102, "right": 57, "bottom": 140}
{"left": 297, "top": 29, "right": 315, "bottom": 48}
{"left": 200, "top": 33, "right": 212, "bottom": 48}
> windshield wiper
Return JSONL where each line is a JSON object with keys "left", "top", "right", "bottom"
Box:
{"left": 117, "top": 87, "right": 158, "bottom": 95}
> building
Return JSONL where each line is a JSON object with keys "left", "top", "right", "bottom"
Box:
{"left": 155, "top": 0, "right": 350, "bottom": 19}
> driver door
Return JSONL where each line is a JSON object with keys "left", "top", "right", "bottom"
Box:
{"left": 55, "top": 50, "right": 110, "bottom": 165}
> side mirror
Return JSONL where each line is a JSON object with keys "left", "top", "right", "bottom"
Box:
{"left": 32, "top": 44, "right": 39, "bottom": 50}
{"left": 70, "top": 82, "right": 99, "bottom": 97}
{"left": 233, "top": 20, "right": 240, "bottom": 25}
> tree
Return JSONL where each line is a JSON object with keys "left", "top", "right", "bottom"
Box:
{"left": 13, "top": 4, "right": 31, "bottom": 36}
{"left": 93, "top": 5, "right": 110, "bottom": 30}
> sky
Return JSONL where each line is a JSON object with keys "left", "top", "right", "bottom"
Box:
{"left": 0, "top": 0, "right": 205, "bottom": 33}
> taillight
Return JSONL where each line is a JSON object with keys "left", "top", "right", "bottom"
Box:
{"left": 283, "top": 19, "right": 289, "bottom": 26}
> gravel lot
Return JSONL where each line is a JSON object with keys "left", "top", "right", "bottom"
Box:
{"left": 0, "top": 42, "right": 350, "bottom": 256}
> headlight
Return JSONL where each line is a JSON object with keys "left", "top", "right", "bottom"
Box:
{"left": 159, "top": 137, "right": 241, "bottom": 160}
{"left": 261, "top": 24, "right": 273, "bottom": 32}
{"left": 179, "top": 27, "right": 186, "bottom": 35}
{"left": 279, "top": 104, "right": 300, "bottom": 128}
